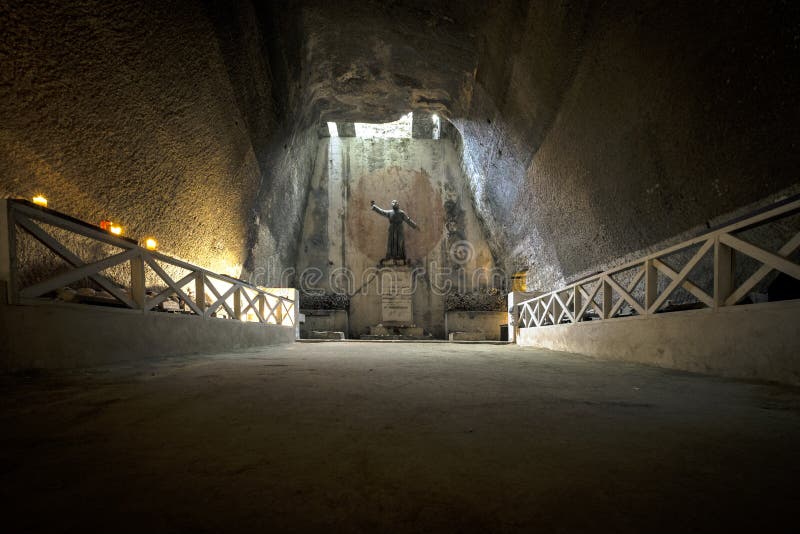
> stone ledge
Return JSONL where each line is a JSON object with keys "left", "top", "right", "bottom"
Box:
{"left": 0, "top": 303, "right": 295, "bottom": 370}
{"left": 518, "top": 301, "right": 800, "bottom": 386}
{"left": 449, "top": 332, "right": 486, "bottom": 341}
{"left": 306, "top": 331, "right": 346, "bottom": 340}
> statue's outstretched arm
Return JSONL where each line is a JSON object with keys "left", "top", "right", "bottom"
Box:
{"left": 404, "top": 214, "right": 419, "bottom": 230}
{"left": 370, "top": 200, "right": 389, "bottom": 217}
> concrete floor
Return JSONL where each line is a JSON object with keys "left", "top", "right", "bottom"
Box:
{"left": 2, "top": 342, "right": 799, "bottom": 533}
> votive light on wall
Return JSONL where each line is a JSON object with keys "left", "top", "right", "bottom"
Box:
{"left": 143, "top": 237, "right": 158, "bottom": 250}
{"left": 32, "top": 195, "right": 48, "bottom": 207}
{"left": 512, "top": 270, "right": 528, "bottom": 292}
{"left": 100, "top": 220, "right": 124, "bottom": 236}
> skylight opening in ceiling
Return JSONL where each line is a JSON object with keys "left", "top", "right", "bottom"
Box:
{"left": 354, "top": 112, "right": 412, "bottom": 138}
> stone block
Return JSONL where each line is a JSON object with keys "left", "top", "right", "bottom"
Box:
{"left": 399, "top": 326, "right": 423, "bottom": 336}
{"left": 449, "top": 331, "right": 486, "bottom": 341}
{"left": 369, "top": 325, "right": 391, "bottom": 336}
{"left": 308, "top": 331, "right": 345, "bottom": 340}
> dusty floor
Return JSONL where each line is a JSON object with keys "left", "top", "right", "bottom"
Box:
{"left": 1, "top": 342, "right": 799, "bottom": 533}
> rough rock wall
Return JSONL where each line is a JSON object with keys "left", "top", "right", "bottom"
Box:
{"left": 245, "top": 124, "right": 319, "bottom": 286}
{"left": 455, "top": 0, "right": 800, "bottom": 289}
{"left": 296, "top": 135, "right": 499, "bottom": 337}
{"left": 281, "top": 0, "right": 800, "bottom": 292}
{"left": 284, "top": 0, "right": 478, "bottom": 124}
{"left": 238, "top": 1, "right": 320, "bottom": 285}
{"left": 0, "top": 0, "right": 312, "bottom": 282}
{"left": 3, "top": 0, "right": 798, "bottom": 294}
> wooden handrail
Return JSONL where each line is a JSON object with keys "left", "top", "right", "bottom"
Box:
{"left": 516, "top": 197, "right": 800, "bottom": 328}
{"left": 0, "top": 199, "right": 296, "bottom": 328}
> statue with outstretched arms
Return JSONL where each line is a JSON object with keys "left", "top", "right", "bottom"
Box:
{"left": 370, "top": 199, "right": 419, "bottom": 262}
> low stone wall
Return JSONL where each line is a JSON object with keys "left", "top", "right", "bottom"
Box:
{"left": 300, "top": 309, "right": 349, "bottom": 339}
{"left": 517, "top": 301, "right": 800, "bottom": 385}
{"left": 0, "top": 303, "right": 295, "bottom": 370}
{"left": 445, "top": 311, "right": 507, "bottom": 341}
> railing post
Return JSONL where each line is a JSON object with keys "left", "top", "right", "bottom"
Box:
{"left": 645, "top": 259, "right": 657, "bottom": 314}
{"left": 601, "top": 277, "right": 612, "bottom": 319}
{"left": 130, "top": 252, "right": 146, "bottom": 310}
{"left": 507, "top": 292, "right": 517, "bottom": 342}
{"left": 506, "top": 292, "right": 517, "bottom": 343}
{"left": 287, "top": 288, "right": 300, "bottom": 339}
{"left": 551, "top": 293, "right": 562, "bottom": 324}
{"left": 258, "top": 294, "right": 266, "bottom": 324}
{"left": 572, "top": 286, "right": 581, "bottom": 323}
{"left": 0, "top": 199, "right": 15, "bottom": 304}
{"left": 195, "top": 272, "right": 206, "bottom": 317}
{"left": 714, "top": 235, "right": 734, "bottom": 310}
{"left": 274, "top": 296, "right": 283, "bottom": 324}
{"left": 233, "top": 286, "right": 242, "bottom": 321}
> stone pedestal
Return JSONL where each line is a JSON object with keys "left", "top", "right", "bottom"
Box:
{"left": 362, "top": 266, "right": 431, "bottom": 339}
{"left": 380, "top": 267, "right": 413, "bottom": 324}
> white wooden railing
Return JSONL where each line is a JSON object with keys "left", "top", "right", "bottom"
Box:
{"left": 517, "top": 197, "right": 800, "bottom": 328}
{"left": 0, "top": 199, "right": 296, "bottom": 328}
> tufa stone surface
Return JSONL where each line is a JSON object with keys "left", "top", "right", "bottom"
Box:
{"left": 2, "top": 0, "right": 798, "bottom": 292}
